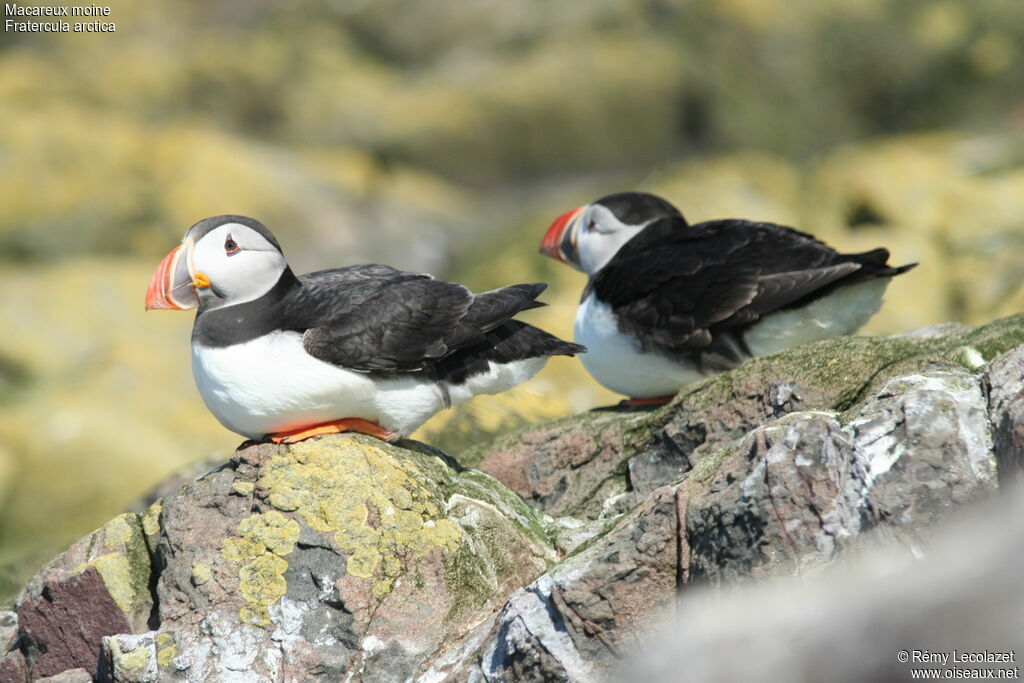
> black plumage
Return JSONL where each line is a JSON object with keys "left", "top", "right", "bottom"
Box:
{"left": 590, "top": 214, "right": 916, "bottom": 371}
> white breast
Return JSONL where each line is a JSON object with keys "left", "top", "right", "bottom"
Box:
{"left": 191, "top": 330, "right": 546, "bottom": 439}
{"left": 574, "top": 294, "right": 703, "bottom": 398}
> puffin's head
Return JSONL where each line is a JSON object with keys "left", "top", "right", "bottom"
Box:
{"left": 145, "top": 215, "right": 288, "bottom": 311}
{"left": 540, "top": 191, "right": 683, "bottom": 275}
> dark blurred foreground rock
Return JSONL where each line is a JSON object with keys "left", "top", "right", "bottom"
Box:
{"left": 3, "top": 315, "right": 1024, "bottom": 681}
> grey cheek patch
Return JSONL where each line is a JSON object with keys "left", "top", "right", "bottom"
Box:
{"left": 208, "top": 281, "right": 228, "bottom": 299}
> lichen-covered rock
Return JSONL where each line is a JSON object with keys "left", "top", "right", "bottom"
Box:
{"left": 14, "top": 513, "right": 153, "bottom": 679}
{"left": 431, "top": 320, "right": 1024, "bottom": 677}
{"left": 434, "top": 486, "right": 681, "bottom": 680}
{"left": 101, "top": 632, "right": 178, "bottom": 683}
{"left": 9, "top": 317, "right": 1024, "bottom": 681}
{"left": 133, "top": 436, "right": 553, "bottom": 681}
{"left": 466, "top": 315, "right": 1024, "bottom": 520}
{"left": 433, "top": 358, "right": 1010, "bottom": 679}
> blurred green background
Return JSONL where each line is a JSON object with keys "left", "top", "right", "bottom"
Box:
{"left": 2, "top": 0, "right": 1024, "bottom": 602}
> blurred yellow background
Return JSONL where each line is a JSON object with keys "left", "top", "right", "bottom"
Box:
{"left": 2, "top": 0, "right": 1023, "bottom": 601}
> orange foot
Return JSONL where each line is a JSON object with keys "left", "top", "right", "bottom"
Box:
{"left": 268, "top": 418, "right": 399, "bottom": 444}
{"left": 621, "top": 395, "right": 674, "bottom": 407}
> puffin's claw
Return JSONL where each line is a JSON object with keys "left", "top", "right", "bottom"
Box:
{"left": 268, "top": 418, "right": 399, "bottom": 444}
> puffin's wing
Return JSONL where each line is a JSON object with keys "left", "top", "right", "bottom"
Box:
{"left": 591, "top": 218, "right": 884, "bottom": 354}
{"left": 292, "top": 266, "right": 552, "bottom": 373}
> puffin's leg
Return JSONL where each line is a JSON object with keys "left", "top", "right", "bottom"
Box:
{"left": 621, "top": 395, "right": 674, "bottom": 407}
{"left": 269, "top": 418, "right": 399, "bottom": 444}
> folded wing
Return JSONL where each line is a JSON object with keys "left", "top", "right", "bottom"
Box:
{"left": 285, "top": 265, "right": 582, "bottom": 380}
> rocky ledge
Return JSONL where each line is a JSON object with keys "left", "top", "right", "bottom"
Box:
{"left": 3, "top": 315, "right": 1024, "bottom": 682}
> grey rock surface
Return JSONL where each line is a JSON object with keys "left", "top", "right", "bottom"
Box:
{"left": 628, "top": 492, "right": 1024, "bottom": 683}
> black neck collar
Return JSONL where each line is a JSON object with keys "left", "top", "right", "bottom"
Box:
{"left": 192, "top": 268, "right": 301, "bottom": 347}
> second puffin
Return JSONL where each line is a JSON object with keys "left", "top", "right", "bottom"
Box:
{"left": 147, "top": 215, "right": 584, "bottom": 443}
{"left": 540, "top": 192, "right": 916, "bottom": 403}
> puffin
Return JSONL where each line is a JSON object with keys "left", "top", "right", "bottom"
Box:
{"left": 539, "top": 191, "right": 916, "bottom": 403}
{"left": 146, "top": 215, "right": 584, "bottom": 443}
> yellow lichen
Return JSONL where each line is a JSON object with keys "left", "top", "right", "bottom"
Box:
{"left": 157, "top": 643, "right": 177, "bottom": 667}
{"left": 103, "top": 514, "right": 134, "bottom": 548}
{"left": 120, "top": 646, "right": 151, "bottom": 671}
{"left": 238, "top": 554, "right": 289, "bottom": 606}
{"left": 346, "top": 546, "right": 381, "bottom": 579}
{"left": 239, "top": 604, "right": 272, "bottom": 627}
{"left": 70, "top": 513, "right": 153, "bottom": 618}
{"left": 86, "top": 552, "right": 143, "bottom": 615}
{"left": 231, "top": 481, "right": 255, "bottom": 496}
{"left": 258, "top": 438, "right": 462, "bottom": 599}
{"left": 155, "top": 632, "right": 176, "bottom": 666}
{"left": 237, "top": 512, "right": 300, "bottom": 556}
{"left": 221, "top": 536, "right": 263, "bottom": 564}
{"left": 142, "top": 502, "right": 162, "bottom": 537}
{"left": 220, "top": 510, "right": 300, "bottom": 627}
{"left": 191, "top": 562, "right": 212, "bottom": 585}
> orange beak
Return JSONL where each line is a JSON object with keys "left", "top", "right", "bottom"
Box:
{"left": 145, "top": 242, "right": 199, "bottom": 310}
{"left": 540, "top": 206, "right": 584, "bottom": 266}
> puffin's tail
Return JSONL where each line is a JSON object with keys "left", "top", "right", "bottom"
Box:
{"left": 468, "top": 282, "right": 585, "bottom": 357}
{"left": 465, "top": 282, "right": 549, "bottom": 328}
{"left": 848, "top": 248, "right": 918, "bottom": 278}
{"left": 431, "top": 320, "right": 585, "bottom": 385}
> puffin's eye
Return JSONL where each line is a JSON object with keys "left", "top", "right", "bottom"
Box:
{"left": 587, "top": 219, "right": 596, "bottom": 231}
{"left": 224, "top": 237, "right": 240, "bottom": 255}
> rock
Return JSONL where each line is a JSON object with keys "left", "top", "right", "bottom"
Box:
{"left": 36, "top": 669, "right": 94, "bottom": 683}
{"left": 15, "top": 513, "right": 153, "bottom": 679}
{"left": 101, "top": 632, "right": 175, "bottom": 683}
{"left": 116, "top": 436, "right": 552, "bottom": 681}
{"left": 627, "top": 492, "right": 1024, "bottom": 683}
{"left": 0, "top": 651, "right": 28, "bottom": 683}
{"left": 986, "top": 346, "right": 1024, "bottom": 485}
{"left": 0, "top": 610, "right": 17, "bottom": 653}
{"left": 465, "top": 315, "right": 1024, "bottom": 520}
{"left": 0, "top": 610, "right": 28, "bottom": 683}
{"left": 684, "top": 369, "right": 996, "bottom": 585}
{"left": 460, "top": 406, "right": 662, "bottom": 520}
{"left": 8, "top": 316, "right": 1024, "bottom": 681}
{"left": 438, "top": 486, "right": 681, "bottom": 679}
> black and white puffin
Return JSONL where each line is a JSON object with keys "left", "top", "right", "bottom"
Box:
{"left": 146, "top": 215, "right": 584, "bottom": 443}
{"left": 539, "top": 191, "right": 916, "bottom": 403}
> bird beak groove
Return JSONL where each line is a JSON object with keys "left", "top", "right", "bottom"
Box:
{"left": 145, "top": 239, "right": 199, "bottom": 310}
{"left": 540, "top": 206, "right": 584, "bottom": 265}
